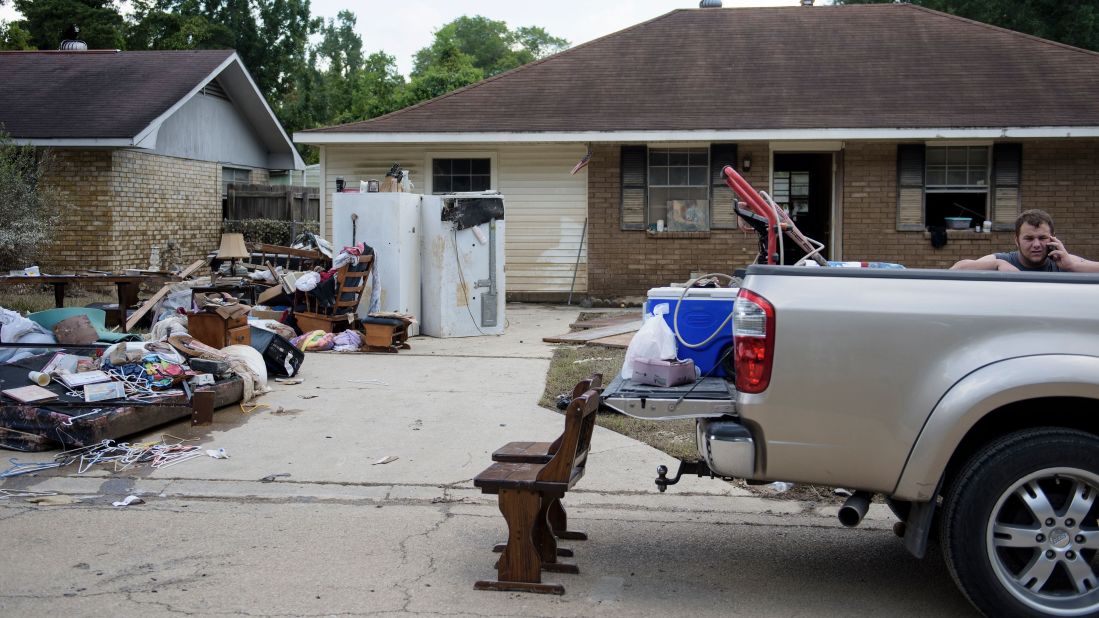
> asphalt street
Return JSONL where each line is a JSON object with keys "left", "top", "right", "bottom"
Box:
{"left": 0, "top": 304, "right": 977, "bottom": 616}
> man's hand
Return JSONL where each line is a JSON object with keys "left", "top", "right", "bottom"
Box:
{"left": 1047, "top": 236, "right": 1067, "bottom": 263}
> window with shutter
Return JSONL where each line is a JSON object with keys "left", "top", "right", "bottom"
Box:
{"left": 710, "top": 144, "right": 738, "bottom": 229}
{"left": 991, "top": 144, "right": 1021, "bottom": 230}
{"left": 620, "top": 145, "right": 647, "bottom": 230}
{"left": 897, "top": 145, "right": 925, "bottom": 231}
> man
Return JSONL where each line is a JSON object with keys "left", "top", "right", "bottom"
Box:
{"left": 950, "top": 209, "right": 1099, "bottom": 272}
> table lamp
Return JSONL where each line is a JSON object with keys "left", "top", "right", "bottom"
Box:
{"left": 216, "top": 233, "right": 249, "bottom": 277}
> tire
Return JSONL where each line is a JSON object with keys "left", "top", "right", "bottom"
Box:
{"left": 940, "top": 428, "right": 1099, "bottom": 617}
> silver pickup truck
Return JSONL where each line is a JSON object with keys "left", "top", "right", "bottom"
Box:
{"left": 602, "top": 265, "right": 1099, "bottom": 617}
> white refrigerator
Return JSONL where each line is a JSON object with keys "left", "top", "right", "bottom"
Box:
{"left": 420, "top": 192, "right": 506, "bottom": 337}
{"left": 331, "top": 192, "right": 421, "bottom": 335}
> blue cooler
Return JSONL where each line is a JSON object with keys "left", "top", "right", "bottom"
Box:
{"left": 644, "top": 286, "right": 738, "bottom": 377}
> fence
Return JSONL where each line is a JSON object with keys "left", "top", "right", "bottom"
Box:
{"left": 224, "top": 183, "right": 319, "bottom": 223}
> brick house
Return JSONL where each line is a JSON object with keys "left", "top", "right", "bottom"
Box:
{"left": 296, "top": 3, "right": 1099, "bottom": 298}
{"left": 0, "top": 49, "right": 303, "bottom": 273}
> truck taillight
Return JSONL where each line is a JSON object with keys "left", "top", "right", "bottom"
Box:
{"left": 734, "top": 289, "right": 775, "bottom": 394}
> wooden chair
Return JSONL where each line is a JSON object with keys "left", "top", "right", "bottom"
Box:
{"left": 294, "top": 257, "right": 372, "bottom": 333}
{"left": 473, "top": 389, "right": 601, "bottom": 595}
{"left": 491, "top": 373, "right": 603, "bottom": 546}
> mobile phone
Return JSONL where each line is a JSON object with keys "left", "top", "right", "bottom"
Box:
{"left": 1047, "top": 244, "right": 1056, "bottom": 255}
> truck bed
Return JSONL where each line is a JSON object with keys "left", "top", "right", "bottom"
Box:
{"left": 601, "top": 373, "right": 736, "bottom": 420}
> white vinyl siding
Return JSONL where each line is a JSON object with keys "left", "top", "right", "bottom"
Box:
{"left": 322, "top": 143, "right": 587, "bottom": 294}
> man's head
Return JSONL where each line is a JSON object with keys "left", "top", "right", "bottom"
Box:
{"left": 1013, "top": 209, "right": 1056, "bottom": 268}
{"left": 1014, "top": 209, "right": 1055, "bottom": 237}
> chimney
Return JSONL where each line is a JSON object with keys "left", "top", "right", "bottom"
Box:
{"left": 699, "top": 0, "right": 722, "bottom": 7}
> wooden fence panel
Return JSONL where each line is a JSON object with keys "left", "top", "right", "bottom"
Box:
{"left": 224, "top": 183, "right": 319, "bottom": 222}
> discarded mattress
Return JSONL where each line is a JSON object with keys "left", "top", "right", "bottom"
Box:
{"left": 0, "top": 352, "right": 243, "bottom": 452}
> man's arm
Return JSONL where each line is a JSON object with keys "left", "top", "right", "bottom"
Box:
{"left": 950, "top": 254, "right": 1018, "bottom": 271}
{"left": 1047, "top": 237, "right": 1099, "bottom": 272}
{"left": 1054, "top": 254, "right": 1099, "bottom": 272}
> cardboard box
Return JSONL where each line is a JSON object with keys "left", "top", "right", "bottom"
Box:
{"left": 632, "top": 358, "right": 697, "bottom": 387}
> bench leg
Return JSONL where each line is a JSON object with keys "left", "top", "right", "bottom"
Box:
{"left": 475, "top": 489, "right": 564, "bottom": 595}
{"left": 533, "top": 493, "right": 578, "bottom": 574}
{"left": 491, "top": 495, "right": 585, "bottom": 552}
{"left": 547, "top": 497, "right": 587, "bottom": 541}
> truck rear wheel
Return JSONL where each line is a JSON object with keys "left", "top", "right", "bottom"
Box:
{"left": 940, "top": 428, "right": 1099, "bottom": 617}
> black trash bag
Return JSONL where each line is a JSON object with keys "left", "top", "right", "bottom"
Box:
{"left": 929, "top": 225, "right": 948, "bottom": 249}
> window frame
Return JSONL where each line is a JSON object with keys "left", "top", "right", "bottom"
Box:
{"left": 619, "top": 143, "right": 740, "bottom": 232}
{"left": 896, "top": 142, "right": 1020, "bottom": 232}
{"left": 425, "top": 151, "right": 497, "bottom": 195}
{"left": 221, "top": 166, "right": 251, "bottom": 197}
{"left": 646, "top": 146, "right": 711, "bottom": 232}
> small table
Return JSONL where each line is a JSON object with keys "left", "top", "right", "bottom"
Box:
{"left": 0, "top": 275, "right": 150, "bottom": 332}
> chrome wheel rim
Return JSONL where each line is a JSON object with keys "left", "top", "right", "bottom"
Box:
{"left": 986, "top": 467, "right": 1099, "bottom": 616}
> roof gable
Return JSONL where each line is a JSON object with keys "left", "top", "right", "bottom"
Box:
{"left": 301, "top": 5, "right": 1099, "bottom": 138}
{"left": 0, "top": 49, "right": 302, "bottom": 168}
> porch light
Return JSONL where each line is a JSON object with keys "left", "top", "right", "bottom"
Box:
{"left": 742, "top": 155, "right": 752, "bottom": 173}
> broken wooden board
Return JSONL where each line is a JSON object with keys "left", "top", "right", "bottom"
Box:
{"left": 542, "top": 319, "right": 641, "bottom": 344}
{"left": 568, "top": 313, "right": 640, "bottom": 330}
{"left": 124, "top": 259, "right": 205, "bottom": 331}
{"left": 586, "top": 332, "right": 635, "bottom": 349}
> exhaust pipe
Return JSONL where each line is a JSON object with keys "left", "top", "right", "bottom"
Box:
{"left": 838, "top": 491, "right": 873, "bottom": 527}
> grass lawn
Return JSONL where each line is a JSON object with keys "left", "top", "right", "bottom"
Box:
{"left": 537, "top": 323, "right": 699, "bottom": 461}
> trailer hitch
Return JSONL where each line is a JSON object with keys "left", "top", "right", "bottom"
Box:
{"left": 655, "top": 460, "right": 713, "bottom": 492}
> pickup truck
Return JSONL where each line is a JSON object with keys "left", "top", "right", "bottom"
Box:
{"left": 602, "top": 265, "right": 1099, "bottom": 617}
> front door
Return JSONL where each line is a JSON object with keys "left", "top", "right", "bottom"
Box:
{"left": 772, "top": 153, "right": 833, "bottom": 264}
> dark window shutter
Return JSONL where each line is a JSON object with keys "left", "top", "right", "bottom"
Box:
{"left": 991, "top": 143, "right": 1022, "bottom": 230}
{"left": 709, "top": 143, "right": 738, "bottom": 229}
{"left": 897, "top": 144, "right": 925, "bottom": 231}
{"left": 620, "top": 145, "right": 647, "bottom": 230}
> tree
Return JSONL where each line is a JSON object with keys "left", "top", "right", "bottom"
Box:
{"left": 411, "top": 15, "right": 569, "bottom": 79}
{"left": 125, "top": 0, "right": 319, "bottom": 100}
{"left": 13, "top": 0, "right": 125, "bottom": 50}
{"left": 831, "top": 0, "right": 1099, "bottom": 52}
{"left": 0, "top": 132, "right": 61, "bottom": 270}
{"left": 404, "top": 40, "right": 484, "bottom": 107}
{"left": 0, "top": 20, "right": 34, "bottom": 49}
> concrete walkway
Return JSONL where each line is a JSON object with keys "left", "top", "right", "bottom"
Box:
{"left": 0, "top": 304, "right": 976, "bottom": 616}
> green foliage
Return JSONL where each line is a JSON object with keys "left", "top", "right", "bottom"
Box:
{"left": 403, "top": 40, "right": 484, "bottom": 106}
{"left": 411, "top": 16, "right": 568, "bottom": 79}
{"left": 125, "top": 0, "right": 320, "bottom": 101}
{"left": 0, "top": 132, "right": 61, "bottom": 270}
{"left": 832, "top": 0, "right": 1099, "bottom": 52}
{"left": 13, "top": 0, "right": 125, "bottom": 50}
{"left": 222, "top": 218, "right": 318, "bottom": 246}
{"left": 0, "top": 20, "right": 33, "bottom": 49}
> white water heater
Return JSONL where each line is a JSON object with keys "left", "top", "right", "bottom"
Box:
{"left": 419, "top": 192, "right": 506, "bottom": 337}
{"left": 331, "top": 192, "right": 421, "bottom": 335}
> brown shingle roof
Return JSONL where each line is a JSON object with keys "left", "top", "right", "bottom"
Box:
{"left": 0, "top": 49, "right": 234, "bottom": 139}
{"left": 306, "top": 5, "right": 1099, "bottom": 135}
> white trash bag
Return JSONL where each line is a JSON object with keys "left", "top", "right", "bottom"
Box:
{"left": 621, "top": 303, "right": 677, "bottom": 380}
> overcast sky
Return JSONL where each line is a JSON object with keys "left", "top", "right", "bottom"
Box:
{"left": 2, "top": 1, "right": 817, "bottom": 76}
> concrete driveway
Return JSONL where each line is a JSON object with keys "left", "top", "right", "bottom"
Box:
{"left": 0, "top": 304, "right": 976, "bottom": 616}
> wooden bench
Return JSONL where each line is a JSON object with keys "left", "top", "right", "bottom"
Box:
{"left": 473, "top": 389, "right": 600, "bottom": 595}
{"left": 491, "top": 373, "right": 603, "bottom": 547}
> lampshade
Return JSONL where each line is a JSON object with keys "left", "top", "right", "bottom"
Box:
{"left": 216, "top": 233, "right": 250, "bottom": 259}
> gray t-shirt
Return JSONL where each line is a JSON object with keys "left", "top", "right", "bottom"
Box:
{"left": 995, "top": 251, "right": 1061, "bottom": 272}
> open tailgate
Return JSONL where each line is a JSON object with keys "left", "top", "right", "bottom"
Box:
{"left": 601, "top": 373, "right": 736, "bottom": 420}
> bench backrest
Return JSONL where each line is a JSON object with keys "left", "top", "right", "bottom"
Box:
{"left": 547, "top": 373, "right": 602, "bottom": 455}
{"left": 536, "top": 388, "right": 600, "bottom": 488}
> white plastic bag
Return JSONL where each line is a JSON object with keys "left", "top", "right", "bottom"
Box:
{"left": 621, "top": 303, "right": 677, "bottom": 380}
